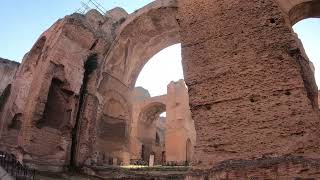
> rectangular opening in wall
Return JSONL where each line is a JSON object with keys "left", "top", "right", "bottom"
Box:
{"left": 36, "top": 78, "right": 71, "bottom": 129}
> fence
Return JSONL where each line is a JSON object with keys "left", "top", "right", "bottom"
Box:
{"left": 76, "top": 0, "right": 107, "bottom": 15}
{"left": 0, "top": 151, "right": 35, "bottom": 180}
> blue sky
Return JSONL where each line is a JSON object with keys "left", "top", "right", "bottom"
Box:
{"left": 0, "top": 0, "right": 153, "bottom": 62}
{"left": 0, "top": 1, "right": 319, "bottom": 96}
{"left": 293, "top": 18, "right": 320, "bottom": 88}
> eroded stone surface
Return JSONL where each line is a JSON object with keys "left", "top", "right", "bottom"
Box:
{"left": 178, "top": 0, "right": 320, "bottom": 178}
{"left": 0, "top": 0, "right": 319, "bottom": 179}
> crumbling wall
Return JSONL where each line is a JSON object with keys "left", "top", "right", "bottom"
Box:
{"left": 0, "top": 59, "right": 19, "bottom": 137}
{"left": 0, "top": 58, "right": 19, "bottom": 96}
{"left": 94, "top": 89, "right": 131, "bottom": 166}
{"left": 177, "top": 0, "right": 320, "bottom": 178}
{"left": 0, "top": 0, "right": 319, "bottom": 178}
{"left": 0, "top": 8, "right": 125, "bottom": 171}
{"left": 70, "top": 8, "right": 130, "bottom": 168}
{"left": 17, "top": 17, "right": 96, "bottom": 171}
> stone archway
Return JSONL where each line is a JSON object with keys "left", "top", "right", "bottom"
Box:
{"left": 275, "top": 0, "right": 320, "bottom": 25}
{"left": 96, "top": 0, "right": 181, "bottom": 166}
{"left": 99, "top": 0, "right": 180, "bottom": 88}
{"left": 129, "top": 89, "right": 168, "bottom": 164}
{"left": 137, "top": 102, "right": 166, "bottom": 162}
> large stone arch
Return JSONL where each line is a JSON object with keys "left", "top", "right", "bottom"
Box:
{"left": 94, "top": 90, "right": 131, "bottom": 165}
{"left": 137, "top": 102, "right": 166, "bottom": 132}
{"left": 95, "top": 0, "right": 181, "bottom": 165}
{"left": 129, "top": 93, "right": 167, "bottom": 161}
{"left": 275, "top": 0, "right": 320, "bottom": 25}
{"left": 99, "top": 0, "right": 180, "bottom": 88}
{"left": 139, "top": 101, "right": 167, "bottom": 117}
{"left": 136, "top": 101, "right": 166, "bottom": 162}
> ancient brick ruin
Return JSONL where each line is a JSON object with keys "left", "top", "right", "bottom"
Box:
{"left": 0, "top": 0, "right": 319, "bottom": 179}
{"left": 131, "top": 80, "right": 196, "bottom": 166}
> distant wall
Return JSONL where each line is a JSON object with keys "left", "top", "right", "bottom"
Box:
{"left": 0, "top": 58, "right": 19, "bottom": 95}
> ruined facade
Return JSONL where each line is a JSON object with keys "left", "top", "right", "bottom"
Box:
{"left": 130, "top": 80, "right": 196, "bottom": 166}
{"left": 0, "top": 0, "right": 319, "bottom": 179}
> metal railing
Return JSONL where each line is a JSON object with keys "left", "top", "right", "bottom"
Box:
{"left": 0, "top": 151, "right": 35, "bottom": 180}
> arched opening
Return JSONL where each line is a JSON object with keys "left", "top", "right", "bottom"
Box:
{"left": 135, "top": 44, "right": 183, "bottom": 96}
{"left": 132, "top": 43, "right": 185, "bottom": 166}
{"left": 155, "top": 132, "right": 160, "bottom": 145}
{"left": 101, "top": 0, "right": 181, "bottom": 89}
{"left": 137, "top": 102, "right": 166, "bottom": 164}
{"left": 98, "top": 0, "right": 196, "bottom": 167}
{"left": 186, "top": 138, "right": 192, "bottom": 165}
{"left": 141, "top": 144, "right": 145, "bottom": 160}
{"left": 293, "top": 18, "right": 320, "bottom": 86}
{"left": 289, "top": 1, "right": 320, "bottom": 108}
{"left": 288, "top": 0, "right": 320, "bottom": 25}
{"left": 161, "top": 151, "right": 166, "bottom": 165}
{"left": 131, "top": 41, "right": 196, "bottom": 167}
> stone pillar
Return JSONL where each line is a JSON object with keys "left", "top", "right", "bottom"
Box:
{"left": 178, "top": 0, "right": 320, "bottom": 178}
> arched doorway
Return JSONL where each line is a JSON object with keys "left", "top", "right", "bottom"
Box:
{"left": 186, "top": 138, "right": 192, "bottom": 165}
{"left": 293, "top": 18, "right": 320, "bottom": 87}
{"left": 287, "top": 0, "right": 320, "bottom": 25}
{"left": 100, "top": 0, "right": 180, "bottom": 89}
{"left": 286, "top": 0, "right": 320, "bottom": 107}
{"left": 137, "top": 102, "right": 166, "bottom": 163}
{"left": 96, "top": 0, "right": 185, "bottom": 167}
{"left": 288, "top": 0, "right": 320, "bottom": 90}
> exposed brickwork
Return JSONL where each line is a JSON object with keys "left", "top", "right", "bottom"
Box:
{"left": 0, "top": 0, "right": 319, "bottom": 179}
{"left": 187, "top": 155, "right": 320, "bottom": 179}
{"left": 178, "top": 0, "right": 320, "bottom": 178}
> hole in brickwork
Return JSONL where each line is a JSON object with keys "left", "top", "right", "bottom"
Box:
{"left": 204, "top": 175, "right": 209, "bottom": 180}
{"left": 156, "top": 132, "right": 160, "bottom": 145}
{"left": 36, "top": 78, "right": 72, "bottom": 129}
{"left": 269, "top": 18, "right": 276, "bottom": 24}
{"left": 205, "top": 104, "right": 212, "bottom": 110}
{"left": 0, "top": 84, "right": 11, "bottom": 112}
{"left": 285, "top": 91, "right": 291, "bottom": 96}
{"left": 8, "top": 113, "right": 22, "bottom": 130}
{"left": 56, "top": 146, "right": 64, "bottom": 151}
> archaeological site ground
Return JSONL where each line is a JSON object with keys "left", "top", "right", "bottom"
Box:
{"left": 0, "top": 0, "right": 320, "bottom": 179}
